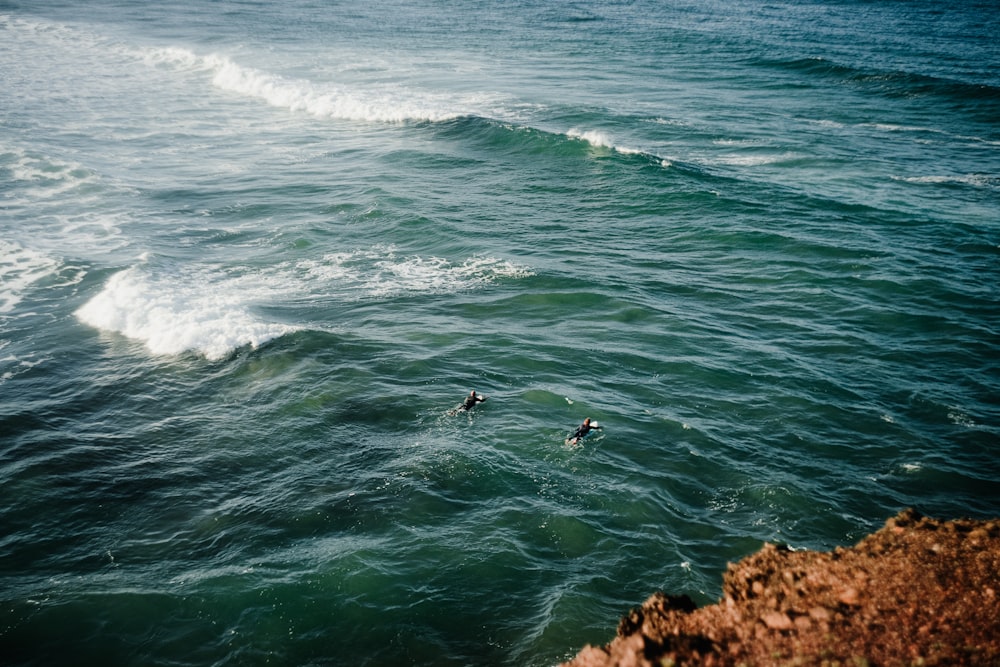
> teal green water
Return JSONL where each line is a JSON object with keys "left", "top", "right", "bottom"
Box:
{"left": 2, "top": 1, "right": 999, "bottom": 665}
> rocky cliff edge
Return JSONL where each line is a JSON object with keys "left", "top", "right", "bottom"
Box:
{"left": 562, "top": 509, "right": 1000, "bottom": 667}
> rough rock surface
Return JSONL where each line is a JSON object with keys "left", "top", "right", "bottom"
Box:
{"left": 563, "top": 510, "right": 1000, "bottom": 667}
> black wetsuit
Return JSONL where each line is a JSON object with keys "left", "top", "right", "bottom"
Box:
{"left": 571, "top": 422, "right": 596, "bottom": 441}
{"left": 461, "top": 394, "right": 486, "bottom": 411}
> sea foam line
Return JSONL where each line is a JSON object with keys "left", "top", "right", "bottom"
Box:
{"left": 297, "top": 247, "right": 534, "bottom": 299}
{"left": 891, "top": 173, "right": 998, "bottom": 188}
{"left": 142, "top": 46, "right": 487, "bottom": 123}
{"left": 3, "top": 147, "right": 101, "bottom": 200}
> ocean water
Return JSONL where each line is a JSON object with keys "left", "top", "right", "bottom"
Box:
{"left": 1, "top": 0, "right": 998, "bottom": 665}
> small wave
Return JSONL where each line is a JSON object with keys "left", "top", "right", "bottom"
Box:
{"left": 74, "top": 249, "right": 531, "bottom": 359}
{"left": 208, "top": 55, "right": 469, "bottom": 123}
{"left": 751, "top": 55, "right": 856, "bottom": 79}
{"left": 141, "top": 46, "right": 489, "bottom": 123}
{"left": 75, "top": 265, "right": 299, "bottom": 361}
{"left": 298, "top": 247, "right": 533, "bottom": 299}
{"left": 566, "top": 127, "right": 642, "bottom": 155}
{"left": 6, "top": 17, "right": 509, "bottom": 126}
{"left": 751, "top": 54, "right": 1000, "bottom": 107}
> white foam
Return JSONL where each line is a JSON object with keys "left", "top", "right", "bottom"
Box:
{"left": 212, "top": 56, "right": 482, "bottom": 122}
{"left": 140, "top": 45, "right": 204, "bottom": 71}
{"left": 1, "top": 145, "right": 132, "bottom": 255}
{"left": 649, "top": 117, "right": 692, "bottom": 128}
{"left": 0, "top": 241, "right": 62, "bottom": 314}
{"left": 75, "top": 250, "right": 530, "bottom": 359}
{"left": 861, "top": 122, "right": 933, "bottom": 134}
{"left": 810, "top": 119, "right": 845, "bottom": 129}
{"left": 568, "top": 128, "right": 614, "bottom": 148}
{"left": 7, "top": 17, "right": 503, "bottom": 125}
{"left": 891, "top": 173, "right": 996, "bottom": 187}
{"left": 712, "top": 138, "right": 766, "bottom": 147}
{"left": 567, "top": 127, "right": 645, "bottom": 156}
{"left": 0, "top": 349, "right": 48, "bottom": 384}
{"left": 297, "top": 247, "right": 533, "bottom": 299}
{"left": 6, "top": 149, "right": 100, "bottom": 200}
{"left": 142, "top": 46, "right": 484, "bottom": 123}
{"left": 947, "top": 409, "right": 977, "bottom": 428}
{"left": 75, "top": 266, "right": 299, "bottom": 360}
{"left": 715, "top": 152, "right": 801, "bottom": 167}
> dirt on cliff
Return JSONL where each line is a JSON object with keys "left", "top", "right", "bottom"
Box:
{"left": 562, "top": 509, "right": 1000, "bottom": 667}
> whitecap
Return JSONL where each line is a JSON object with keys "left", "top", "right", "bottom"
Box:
{"left": 212, "top": 56, "right": 492, "bottom": 122}
{"left": 141, "top": 47, "right": 484, "bottom": 123}
{"left": 75, "top": 266, "right": 299, "bottom": 361}
{"left": 566, "top": 128, "right": 648, "bottom": 157}
{"left": 567, "top": 127, "right": 615, "bottom": 148}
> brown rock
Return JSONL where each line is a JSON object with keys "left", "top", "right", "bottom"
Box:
{"left": 761, "top": 611, "right": 793, "bottom": 631}
{"left": 561, "top": 510, "right": 1000, "bottom": 667}
{"left": 837, "top": 586, "right": 860, "bottom": 606}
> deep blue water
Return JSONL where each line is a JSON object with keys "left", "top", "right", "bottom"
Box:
{"left": 2, "top": 1, "right": 998, "bottom": 665}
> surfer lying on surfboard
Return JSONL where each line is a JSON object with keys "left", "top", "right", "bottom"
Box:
{"left": 448, "top": 389, "right": 488, "bottom": 415}
{"left": 566, "top": 417, "right": 601, "bottom": 445}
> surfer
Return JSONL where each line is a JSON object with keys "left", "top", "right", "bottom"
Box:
{"left": 566, "top": 417, "right": 601, "bottom": 445}
{"left": 450, "top": 389, "right": 488, "bottom": 415}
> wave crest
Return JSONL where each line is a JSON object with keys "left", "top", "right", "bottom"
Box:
{"left": 75, "top": 266, "right": 299, "bottom": 360}
{"left": 142, "top": 46, "right": 488, "bottom": 123}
